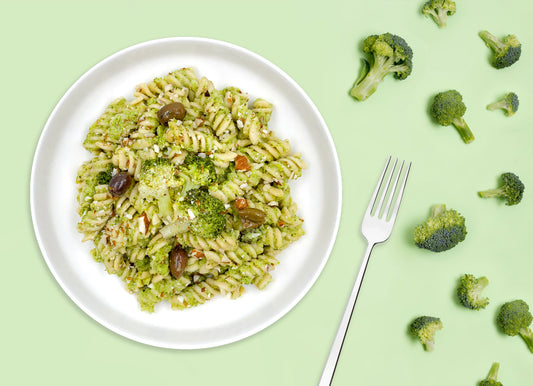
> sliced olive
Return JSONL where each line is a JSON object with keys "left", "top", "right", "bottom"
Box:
{"left": 157, "top": 102, "right": 186, "bottom": 126}
{"left": 238, "top": 208, "right": 266, "bottom": 228}
{"left": 169, "top": 245, "right": 188, "bottom": 279}
{"left": 108, "top": 172, "right": 132, "bottom": 197}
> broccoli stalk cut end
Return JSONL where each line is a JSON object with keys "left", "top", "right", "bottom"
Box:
{"left": 479, "top": 362, "right": 502, "bottom": 386}
{"left": 519, "top": 327, "right": 533, "bottom": 353}
{"left": 451, "top": 117, "right": 475, "bottom": 144}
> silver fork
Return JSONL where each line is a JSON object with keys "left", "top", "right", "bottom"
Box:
{"left": 318, "top": 156, "right": 411, "bottom": 386}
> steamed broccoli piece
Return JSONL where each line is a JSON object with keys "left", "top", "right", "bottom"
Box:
{"left": 457, "top": 274, "right": 489, "bottom": 310}
{"left": 95, "top": 164, "right": 114, "bottom": 185}
{"left": 478, "top": 172, "right": 524, "bottom": 206}
{"left": 138, "top": 158, "right": 181, "bottom": 218}
{"left": 479, "top": 31, "right": 521, "bottom": 69}
{"left": 487, "top": 92, "right": 519, "bottom": 116}
{"left": 479, "top": 362, "right": 503, "bottom": 386}
{"left": 422, "top": 0, "right": 456, "bottom": 28}
{"left": 496, "top": 299, "right": 533, "bottom": 353}
{"left": 409, "top": 316, "right": 443, "bottom": 351}
{"left": 431, "top": 90, "right": 474, "bottom": 143}
{"left": 180, "top": 188, "right": 226, "bottom": 239}
{"left": 350, "top": 33, "right": 413, "bottom": 101}
{"left": 414, "top": 204, "right": 466, "bottom": 252}
{"left": 179, "top": 153, "right": 217, "bottom": 192}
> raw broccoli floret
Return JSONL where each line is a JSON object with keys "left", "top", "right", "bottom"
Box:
{"left": 414, "top": 204, "right": 466, "bottom": 252}
{"left": 457, "top": 274, "right": 489, "bottom": 310}
{"left": 350, "top": 33, "right": 413, "bottom": 101}
{"left": 422, "top": 0, "right": 456, "bottom": 28}
{"left": 487, "top": 92, "right": 519, "bottom": 116}
{"left": 179, "top": 153, "right": 217, "bottom": 192}
{"left": 479, "top": 31, "right": 521, "bottom": 69}
{"left": 431, "top": 90, "right": 474, "bottom": 143}
{"left": 180, "top": 188, "right": 226, "bottom": 239}
{"left": 138, "top": 158, "right": 181, "bottom": 218}
{"left": 479, "top": 362, "right": 503, "bottom": 386}
{"left": 478, "top": 172, "right": 524, "bottom": 206}
{"left": 409, "top": 316, "right": 443, "bottom": 351}
{"left": 496, "top": 299, "right": 533, "bottom": 353}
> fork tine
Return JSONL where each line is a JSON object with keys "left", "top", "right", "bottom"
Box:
{"left": 374, "top": 157, "right": 398, "bottom": 217}
{"left": 382, "top": 160, "right": 405, "bottom": 219}
{"left": 388, "top": 161, "right": 411, "bottom": 224}
{"left": 365, "top": 156, "right": 392, "bottom": 216}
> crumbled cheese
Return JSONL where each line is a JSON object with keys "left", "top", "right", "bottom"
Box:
{"left": 153, "top": 144, "right": 160, "bottom": 153}
{"left": 267, "top": 201, "right": 278, "bottom": 207}
{"left": 236, "top": 120, "right": 244, "bottom": 129}
{"left": 187, "top": 209, "right": 196, "bottom": 220}
{"left": 111, "top": 168, "right": 118, "bottom": 176}
{"left": 175, "top": 120, "right": 182, "bottom": 126}
{"left": 124, "top": 213, "right": 133, "bottom": 219}
{"left": 239, "top": 183, "right": 248, "bottom": 190}
{"left": 224, "top": 204, "right": 230, "bottom": 210}
{"left": 198, "top": 153, "right": 206, "bottom": 158}
{"left": 148, "top": 283, "right": 154, "bottom": 289}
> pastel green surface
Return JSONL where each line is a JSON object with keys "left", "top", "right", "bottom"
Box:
{"left": 3, "top": 0, "right": 532, "bottom": 385}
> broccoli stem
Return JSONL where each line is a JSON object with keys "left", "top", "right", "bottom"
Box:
{"left": 431, "top": 204, "right": 447, "bottom": 217}
{"left": 479, "top": 31, "right": 505, "bottom": 53}
{"left": 157, "top": 190, "right": 173, "bottom": 218}
{"left": 478, "top": 187, "right": 505, "bottom": 198}
{"left": 350, "top": 55, "right": 393, "bottom": 101}
{"left": 451, "top": 117, "right": 475, "bottom": 143}
{"left": 519, "top": 327, "right": 533, "bottom": 353}
{"left": 486, "top": 362, "right": 500, "bottom": 381}
{"left": 486, "top": 100, "right": 506, "bottom": 111}
{"left": 424, "top": 340, "right": 435, "bottom": 352}
{"left": 428, "top": 8, "right": 449, "bottom": 28}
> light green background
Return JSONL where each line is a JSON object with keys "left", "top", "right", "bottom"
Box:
{"left": 3, "top": 0, "right": 532, "bottom": 385}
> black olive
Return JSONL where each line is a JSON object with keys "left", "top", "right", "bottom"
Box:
{"left": 157, "top": 102, "right": 186, "bottom": 126}
{"left": 108, "top": 172, "right": 132, "bottom": 197}
{"left": 169, "top": 245, "right": 188, "bottom": 279}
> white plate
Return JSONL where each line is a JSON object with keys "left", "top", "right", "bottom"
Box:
{"left": 31, "top": 37, "right": 342, "bottom": 349}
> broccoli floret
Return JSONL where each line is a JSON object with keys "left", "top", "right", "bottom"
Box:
{"left": 487, "top": 92, "right": 519, "bottom": 117}
{"left": 479, "top": 31, "right": 521, "bottom": 69}
{"left": 478, "top": 172, "right": 524, "bottom": 206}
{"left": 496, "top": 299, "right": 533, "bottom": 353}
{"left": 138, "top": 158, "right": 181, "bottom": 218}
{"left": 457, "top": 274, "right": 489, "bottom": 310}
{"left": 422, "top": 0, "right": 456, "bottom": 28}
{"left": 180, "top": 188, "right": 226, "bottom": 239}
{"left": 95, "top": 164, "right": 114, "bottom": 185}
{"left": 350, "top": 33, "right": 413, "bottom": 101}
{"left": 431, "top": 90, "right": 474, "bottom": 143}
{"left": 479, "top": 363, "right": 503, "bottom": 386}
{"left": 179, "top": 153, "right": 217, "bottom": 192}
{"left": 409, "top": 316, "right": 443, "bottom": 351}
{"left": 414, "top": 204, "right": 466, "bottom": 252}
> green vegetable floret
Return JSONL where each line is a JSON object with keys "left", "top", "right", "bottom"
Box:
{"left": 496, "top": 299, "right": 533, "bottom": 353}
{"left": 95, "top": 164, "right": 114, "bottom": 185}
{"left": 409, "top": 316, "right": 443, "bottom": 351}
{"left": 350, "top": 33, "right": 413, "bottom": 101}
{"left": 180, "top": 188, "right": 226, "bottom": 239}
{"left": 479, "top": 362, "right": 503, "bottom": 386}
{"left": 479, "top": 31, "right": 521, "bottom": 69}
{"left": 487, "top": 92, "right": 519, "bottom": 117}
{"left": 431, "top": 90, "right": 474, "bottom": 144}
{"left": 414, "top": 204, "right": 466, "bottom": 252}
{"left": 179, "top": 153, "right": 217, "bottom": 192}
{"left": 138, "top": 158, "right": 181, "bottom": 218}
{"left": 422, "top": 0, "right": 456, "bottom": 28}
{"left": 457, "top": 274, "right": 489, "bottom": 310}
{"left": 478, "top": 172, "right": 524, "bottom": 206}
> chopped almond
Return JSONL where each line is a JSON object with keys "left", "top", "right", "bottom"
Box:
{"left": 235, "top": 198, "right": 248, "bottom": 209}
{"left": 190, "top": 249, "right": 205, "bottom": 258}
{"left": 235, "top": 155, "right": 251, "bottom": 171}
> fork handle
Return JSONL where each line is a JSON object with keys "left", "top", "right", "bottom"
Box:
{"left": 318, "top": 242, "right": 375, "bottom": 386}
